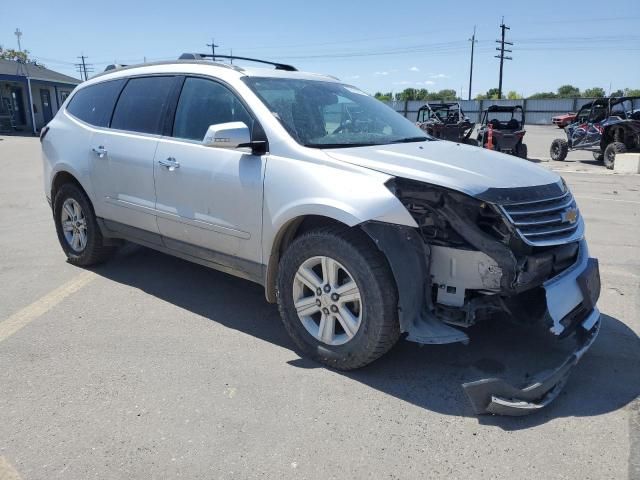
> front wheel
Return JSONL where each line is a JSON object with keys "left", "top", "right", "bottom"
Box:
{"left": 277, "top": 227, "right": 400, "bottom": 370}
{"left": 593, "top": 151, "right": 604, "bottom": 162}
{"left": 550, "top": 138, "right": 568, "bottom": 161}
{"left": 603, "top": 142, "right": 626, "bottom": 169}
{"left": 53, "top": 183, "right": 115, "bottom": 266}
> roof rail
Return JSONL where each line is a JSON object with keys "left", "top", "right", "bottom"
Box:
{"left": 178, "top": 53, "right": 297, "bottom": 71}
{"left": 104, "top": 64, "right": 127, "bottom": 72}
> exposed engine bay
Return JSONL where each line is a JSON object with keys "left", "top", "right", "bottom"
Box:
{"left": 362, "top": 177, "right": 601, "bottom": 415}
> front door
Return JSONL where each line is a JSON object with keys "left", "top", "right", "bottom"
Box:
{"left": 153, "top": 76, "right": 265, "bottom": 271}
{"left": 569, "top": 104, "right": 605, "bottom": 149}
{"left": 10, "top": 88, "right": 26, "bottom": 125}
{"left": 40, "top": 89, "right": 53, "bottom": 124}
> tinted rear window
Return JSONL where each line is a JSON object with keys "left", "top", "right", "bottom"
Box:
{"left": 66, "top": 79, "right": 124, "bottom": 127}
{"left": 110, "top": 76, "right": 175, "bottom": 135}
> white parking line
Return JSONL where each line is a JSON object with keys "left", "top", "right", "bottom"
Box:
{"left": 0, "top": 271, "right": 96, "bottom": 344}
{"left": 0, "top": 456, "right": 22, "bottom": 480}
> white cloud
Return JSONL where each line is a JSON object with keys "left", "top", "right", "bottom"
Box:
{"left": 430, "top": 73, "right": 449, "bottom": 79}
{"left": 347, "top": 75, "right": 360, "bottom": 80}
{"left": 374, "top": 71, "right": 389, "bottom": 76}
{"left": 392, "top": 80, "right": 435, "bottom": 86}
{"left": 409, "top": 66, "right": 420, "bottom": 72}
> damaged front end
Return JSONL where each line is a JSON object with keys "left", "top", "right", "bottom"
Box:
{"left": 362, "top": 177, "right": 601, "bottom": 416}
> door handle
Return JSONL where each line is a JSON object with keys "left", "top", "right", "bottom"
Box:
{"left": 92, "top": 146, "right": 107, "bottom": 158}
{"left": 158, "top": 157, "right": 180, "bottom": 171}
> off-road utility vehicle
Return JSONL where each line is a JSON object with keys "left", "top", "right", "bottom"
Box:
{"left": 476, "top": 105, "right": 528, "bottom": 158}
{"left": 416, "top": 102, "right": 476, "bottom": 144}
{"left": 550, "top": 96, "right": 640, "bottom": 169}
{"left": 41, "top": 53, "right": 600, "bottom": 416}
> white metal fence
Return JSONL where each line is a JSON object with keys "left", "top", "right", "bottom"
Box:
{"left": 382, "top": 98, "right": 640, "bottom": 125}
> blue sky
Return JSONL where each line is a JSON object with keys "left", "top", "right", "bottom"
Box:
{"left": 1, "top": 0, "right": 639, "bottom": 97}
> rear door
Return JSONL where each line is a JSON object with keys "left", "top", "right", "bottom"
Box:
{"left": 153, "top": 76, "right": 266, "bottom": 275}
{"left": 90, "top": 76, "right": 177, "bottom": 234}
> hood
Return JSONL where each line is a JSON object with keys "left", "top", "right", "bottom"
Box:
{"left": 324, "top": 140, "right": 560, "bottom": 197}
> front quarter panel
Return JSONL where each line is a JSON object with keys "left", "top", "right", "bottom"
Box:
{"left": 262, "top": 150, "right": 417, "bottom": 264}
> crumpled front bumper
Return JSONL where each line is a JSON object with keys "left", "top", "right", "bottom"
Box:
{"left": 462, "top": 240, "right": 601, "bottom": 416}
{"left": 462, "top": 308, "right": 600, "bottom": 416}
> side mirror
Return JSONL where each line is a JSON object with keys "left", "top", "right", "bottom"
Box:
{"left": 203, "top": 122, "right": 251, "bottom": 149}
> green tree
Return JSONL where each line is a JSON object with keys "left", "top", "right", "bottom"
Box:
{"left": 475, "top": 88, "right": 501, "bottom": 100}
{"left": 557, "top": 85, "right": 581, "bottom": 98}
{"left": 507, "top": 91, "right": 522, "bottom": 99}
{"left": 435, "top": 89, "right": 458, "bottom": 100}
{"left": 374, "top": 92, "right": 393, "bottom": 101}
{"left": 610, "top": 89, "right": 624, "bottom": 97}
{"left": 582, "top": 87, "right": 606, "bottom": 98}
{"left": 528, "top": 92, "right": 557, "bottom": 99}
{"left": 0, "top": 46, "right": 41, "bottom": 66}
{"left": 624, "top": 88, "right": 640, "bottom": 96}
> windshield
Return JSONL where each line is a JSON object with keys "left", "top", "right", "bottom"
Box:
{"left": 242, "top": 77, "right": 430, "bottom": 148}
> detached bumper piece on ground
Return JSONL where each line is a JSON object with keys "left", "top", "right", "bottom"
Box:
{"left": 463, "top": 310, "right": 600, "bottom": 415}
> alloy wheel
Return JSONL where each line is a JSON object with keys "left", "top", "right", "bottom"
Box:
{"left": 60, "top": 198, "right": 88, "bottom": 252}
{"left": 292, "top": 256, "right": 362, "bottom": 346}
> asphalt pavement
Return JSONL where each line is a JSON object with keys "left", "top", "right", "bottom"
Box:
{"left": 0, "top": 130, "right": 638, "bottom": 480}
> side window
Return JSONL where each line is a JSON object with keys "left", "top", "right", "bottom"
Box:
{"left": 173, "top": 77, "right": 253, "bottom": 141}
{"left": 576, "top": 106, "right": 590, "bottom": 124}
{"left": 66, "top": 79, "right": 124, "bottom": 127}
{"left": 111, "top": 76, "right": 175, "bottom": 134}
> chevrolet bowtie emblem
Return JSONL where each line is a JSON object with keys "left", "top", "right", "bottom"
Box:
{"left": 563, "top": 208, "right": 578, "bottom": 224}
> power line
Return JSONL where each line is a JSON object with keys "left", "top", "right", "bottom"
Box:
{"left": 495, "top": 18, "right": 513, "bottom": 99}
{"left": 468, "top": 26, "right": 477, "bottom": 101}
{"left": 74, "top": 55, "right": 94, "bottom": 81}
{"left": 206, "top": 38, "right": 219, "bottom": 60}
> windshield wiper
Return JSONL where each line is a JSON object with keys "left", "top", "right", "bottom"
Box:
{"left": 389, "top": 136, "right": 429, "bottom": 143}
{"left": 304, "top": 143, "right": 379, "bottom": 149}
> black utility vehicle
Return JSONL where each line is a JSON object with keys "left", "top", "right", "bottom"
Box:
{"left": 416, "top": 102, "right": 476, "bottom": 144}
{"left": 476, "top": 105, "right": 527, "bottom": 158}
{"left": 550, "top": 96, "right": 640, "bottom": 169}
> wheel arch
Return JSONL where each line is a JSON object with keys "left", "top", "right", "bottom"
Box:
{"left": 264, "top": 215, "right": 355, "bottom": 303}
{"left": 51, "top": 170, "right": 89, "bottom": 205}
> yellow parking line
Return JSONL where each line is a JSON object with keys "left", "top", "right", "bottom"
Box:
{"left": 0, "top": 456, "right": 22, "bottom": 480}
{"left": 0, "top": 271, "right": 96, "bottom": 344}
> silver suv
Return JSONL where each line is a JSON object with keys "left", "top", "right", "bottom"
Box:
{"left": 41, "top": 54, "right": 601, "bottom": 415}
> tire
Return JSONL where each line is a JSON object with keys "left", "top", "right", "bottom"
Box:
{"left": 603, "top": 142, "right": 626, "bottom": 170}
{"left": 276, "top": 226, "right": 400, "bottom": 370}
{"left": 464, "top": 138, "right": 478, "bottom": 146}
{"left": 53, "top": 183, "right": 115, "bottom": 266}
{"left": 516, "top": 142, "right": 528, "bottom": 159}
{"left": 550, "top": 138, "right": 568, "bottom": 161}
{"left": 592, "top": 151, "right": 604, "bottom": 162}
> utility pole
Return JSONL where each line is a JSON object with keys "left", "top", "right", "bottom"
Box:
{"left": 468, "top": 26, "right": 477, "bottom": 101}
{"left": 14, "top": 28, "right": 23, "bottom": 51}
{"left": 75, "top": 55, "right": 93, "bottom": 81}
{"left": 206, "top": 38, "right": 219, "bottom": 60}
{"left": 230, "top": 48, "right": 233, "bottom": 64}
{"left": 495, "top": 18, "right": 513, "bottom": 99}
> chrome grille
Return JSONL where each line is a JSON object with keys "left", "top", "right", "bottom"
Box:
{"left": 498, "top": 190, "right": 584, "bottom": 246}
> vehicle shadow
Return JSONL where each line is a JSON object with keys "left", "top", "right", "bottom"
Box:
{"left": 91, "top": 245, "right": 640, "bottom": 430}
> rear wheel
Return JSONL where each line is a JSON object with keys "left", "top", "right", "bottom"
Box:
{"left": 603, "top": 142, "right": 626, "bottom": 169}
{"left": 53, "top": 183, "right": 115, "bottom": 266}
{"left": 550, "top": 138, "right": 568, "bottom": 161}
{"left": 277, "top": 226, "right": 400, "bottom": 370}
{"left": 516, "top": 142, "right": 528, "bottom": 159}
